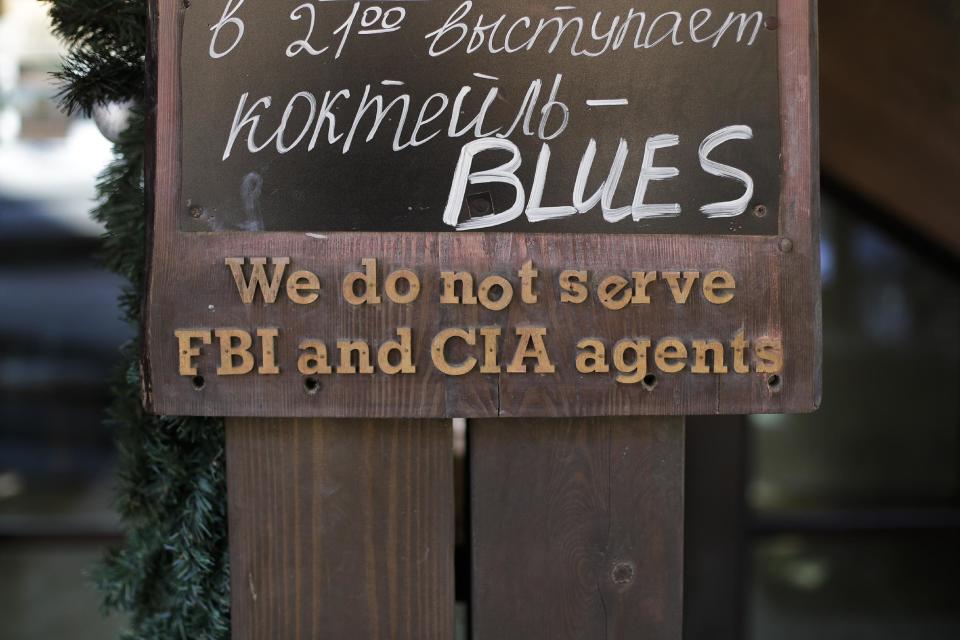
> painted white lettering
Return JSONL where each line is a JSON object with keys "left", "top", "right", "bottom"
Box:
{"left": 526, "top": 144, "right": 576, "bottom": 222}
{"left": 699, "top": 125, "right": 755, "bottom": 218}
{"left": 223, "top": 93, "right": 273, "bottom": 160}
{"left": 209, "top": 0, "right": 246, "bottom": 59}
{"left": 276, "top": 92, "right": 317, "bottom": 153}
{"left": 443, "top": 138, "right": 525, "bottom": 231}
{"left": 632, "top": 134, "right": 681, "bottom": 219}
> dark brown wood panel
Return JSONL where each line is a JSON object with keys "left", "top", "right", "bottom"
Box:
{"left": 227, "top": 418, "right": 455, "bottom": 640}
{"left": 470, "top": 417, "right": 684, "bottom": 640}
{"left": 144, "top": 0, "right": 820, "bottom": 419}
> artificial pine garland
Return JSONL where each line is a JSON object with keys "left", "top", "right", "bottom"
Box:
{"left": 44, "top": 1, "right": 231, "bottom": 637}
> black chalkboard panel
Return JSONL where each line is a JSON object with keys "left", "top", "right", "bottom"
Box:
{"left": 179, "top": 0, "right": 780, "bottom": 234}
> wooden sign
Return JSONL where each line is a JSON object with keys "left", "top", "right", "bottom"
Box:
{"left": 145, "top": 0, "right": 820, "bottom": 417}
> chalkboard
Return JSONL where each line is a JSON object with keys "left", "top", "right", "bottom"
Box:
{"left": 179, "top": 0, "right": 781, "bottom": 234}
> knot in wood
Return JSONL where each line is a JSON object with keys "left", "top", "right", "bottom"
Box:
{"left": 611, "top": 562, "right": 635, "bottom": 585}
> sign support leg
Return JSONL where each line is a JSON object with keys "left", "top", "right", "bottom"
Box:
{"left": 226, "top": 418, "right": 455, "bottom": 640}
{"left": 469, "top": 417, "right": 684, "bottom": 640}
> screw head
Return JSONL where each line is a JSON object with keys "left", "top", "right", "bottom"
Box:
{"left": 467, "top": 193, "right": 494, "bottom": 217}
{"left": 189, "top": 205, "right": 203, "bottom": 219}
{"left": 752, "top": 204, "right": 768, "bottom": 218}
{"left": 779, "top": 238, "right": 794, "bottom": 253}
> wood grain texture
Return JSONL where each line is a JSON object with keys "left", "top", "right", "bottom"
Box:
{"left": 470, "top": 417, "right": 684, "bottom": 640}
{"left": 227, "top": 418, "right": 455, "bottom": 640}
{"left": 145, "top": 0, "right": 820, "bottom": 418}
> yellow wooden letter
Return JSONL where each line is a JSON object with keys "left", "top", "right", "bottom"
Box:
{"left": 630, "top": 271, "right": 658, "bottom": 304}
{"left": 703, "top": 270, "right": 736, "bottom": 304}
{"left": 755, "top": 337, "right": 784, "bottom": 374}
{"left": 342, "top": 258, "right": 381, "bottom": 306}
{"left": 440, "top": 272, "right": 478, "bottom": 305}
{"left": 477, "top": 275, "right": 514, "bottom": 311}
{"left": 378, "top": 328, "right": 416, "bottom": 375}
{"left": 613, "top": 339, "right": 652, "bottom": 384}
{"left": 286, "top": 270, "right": 320, "bottom": 305}
{"left": 479, "top": 327, "right": 501, "bottom": 374}
{"left": 337, "top": 339, "right": 374, "bottom": 374}
{"left": 431, "top": 328, "right": 477, "bottom": 376}
{"left": 559, "top": 270, "right": 588, "bottom": 304}
{"left": 691, "top": 340, "right": 728, "bottom": 374}
{"left": 257, "top": 328, "right": 280, "bottom": 375}
{"left": 175, "top": 329, "right": 211, "bottom": 376}
{"left": 225, "top": 257, "right": 290, "bottom": 304}
{"left": 655, "top": 338, "right": 687, "bottom": 373}
{"left": 598, "top": 275, "right": 631, "bottom": 311}
{"left": 298, "top": 340, "right": 333, "bottom": 375}
{"left": 662, "top": 271, "right": 700, "bottom": 305}
{"left": 215, "top": 329, "right": 255, "bottom": 376}
{"left": 507, "top": 327, "right": 555, "bottom": 374}
{"left": 576, "top": 339, "right": 609, "bottom": 374}
{"left": 384, "top": 270, "right": 421, "bottom": 305}
{"left": 731, "top": 331, "right": 750, "bottom": 374}
{"left": 518, "top": 260, "right": 539, "bottom": 304}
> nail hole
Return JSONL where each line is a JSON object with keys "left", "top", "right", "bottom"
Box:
{"left": 752, "top": 204, "right": 768, "bottom": 218}
{"left": 304, "top": 377, "right": 321, "bottom": 395}
{"left": 192, "top": 375, "right": 205, "bottom": 391}
{"left": 642, "top": 374, "right": 658, "bottom": 391}
{"left": 767, "top": 374, "right": 782, "bottom": 392}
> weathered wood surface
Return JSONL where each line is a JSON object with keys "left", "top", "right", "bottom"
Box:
{"left": 470, "top": 417, "right": 684, "bottom": 640}
{"left": 226, "top": 418, "right": 455, "bottom": 640}
{"left": 145, "top": 0, "right": 819, "bottom": 418}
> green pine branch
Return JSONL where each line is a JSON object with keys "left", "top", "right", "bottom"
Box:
{"left": 43, "top": 1, "right": 230, "bottom": 638}
{"left": 45, "top": 0, "right": 146, "bottom": 46}
{"left": 54, "top": 46, "right": 145, "bottom": 116}
{"left": 42, "top": 0, "right": 146, "bottom": 115}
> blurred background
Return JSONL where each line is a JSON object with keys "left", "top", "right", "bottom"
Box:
{"left": 0, "top": 1, "right": 957, "bottom": 639}
{"left": 0, "top": 0, "right": 125, "bottom": 638}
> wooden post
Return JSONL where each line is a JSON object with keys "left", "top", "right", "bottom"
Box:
{"left": 226, "top": 419, "right": 455, "bottom": 640}
{"left": 470, "top": 418, "right": 684, "bottom": 639}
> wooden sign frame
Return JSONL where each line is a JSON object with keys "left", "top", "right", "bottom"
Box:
{"left": 144, "top": 0, "right": 820, "bottom": 418}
